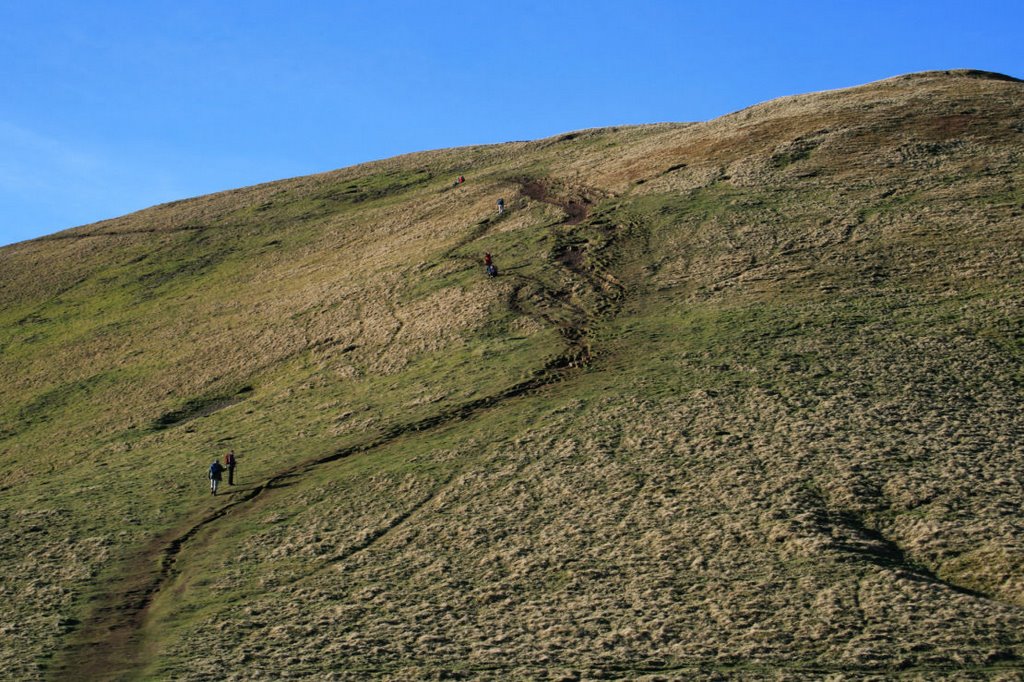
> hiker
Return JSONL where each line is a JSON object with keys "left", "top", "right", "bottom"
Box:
{"left": 484, "top": 252, "right": 493, "bottom": 267}
{"left": 497, "top": 197, "right": 505, "bottom": 215}
{"left": 225, "top": 450, "right": 237, "bottom": 485}
{"left": 209, "top": 458, "right": 224, "bottom": 495}
{"left": 487, "top": 263, "right": 498, "bottom": 277}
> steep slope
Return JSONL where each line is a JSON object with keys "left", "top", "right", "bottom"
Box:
{"left": 1, "top": 70, "right": 1022, "bottom": 680}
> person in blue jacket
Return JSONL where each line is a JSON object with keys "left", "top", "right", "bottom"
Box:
{"left": 209, "top": 458, "right": 225, "bottom": 495}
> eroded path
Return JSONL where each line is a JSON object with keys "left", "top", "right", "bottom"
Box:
{"left": 50, "top": 177, "right": 623, "bottom": 681}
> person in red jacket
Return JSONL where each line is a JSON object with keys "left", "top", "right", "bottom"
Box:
{"left": 484, "top": 252, "right": 497, "bottom": 277}
{"left": 224, "top": 450, "right": 238, "bottom": 485}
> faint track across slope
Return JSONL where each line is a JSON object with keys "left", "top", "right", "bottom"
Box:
{"left": 50, "top": 175, "right": 635, "bottom": 681}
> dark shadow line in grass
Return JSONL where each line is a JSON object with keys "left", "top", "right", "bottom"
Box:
{"left": 834, "top": 510, "right": 1001, "bottom": 603}
{"left": 37, "top": 225, "right": 207, "bottom": 241}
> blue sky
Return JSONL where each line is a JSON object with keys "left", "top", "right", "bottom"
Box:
{"left": 2, "top": 1, "right": 1022, "bottom": 247}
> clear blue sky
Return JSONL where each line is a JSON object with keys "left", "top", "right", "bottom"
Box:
{"left": 2, "top": 1, "right": 1022, "bottom": 247}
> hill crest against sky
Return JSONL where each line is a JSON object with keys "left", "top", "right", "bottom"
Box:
{"left": 5, "top": 0, "right": 1024, "bottom": 248}
{"left": 6, "top": 68, "right": 1020, "bottom": 247}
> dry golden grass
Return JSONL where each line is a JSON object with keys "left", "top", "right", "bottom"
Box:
{"left": 1, "top": 69, "right": 1022, "bottom": 680}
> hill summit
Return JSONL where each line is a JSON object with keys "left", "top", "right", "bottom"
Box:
{"left": 2, "top": 70, "right": 1023, "bottom": 680}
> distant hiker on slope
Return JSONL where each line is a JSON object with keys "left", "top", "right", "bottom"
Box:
{"left": 484, "top": 252, "right": 498, "bottom": 278}
{"left": 497, "top": 197, "right": 505, "bottom": 215}
{"left": 225, "top": 450, "right": 237, "bottom": 486}
{"left": 209, "top": 458, "right": 225, "bottom": 495}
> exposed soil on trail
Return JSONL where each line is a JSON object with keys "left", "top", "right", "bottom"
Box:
{"left": 53, "top": 481, "right": 269, "bottom": 680}
{"left": 516, "top": 177, "right": 596, "bottom": 225}
{"left": 50, "top": 182, "right": 628, "bottom": 680}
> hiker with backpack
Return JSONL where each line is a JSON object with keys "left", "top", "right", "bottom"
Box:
{"left": 484, "top": 252, "right": 498, "bottom": 278}
{"left": 497, "top": 198, "right": 505, "bottom": 215}
{"left": 209, "top": 458, "right": 225, "bottom": 495}
{"left": 225, "top": 450, "right": 238, "bottom": 485}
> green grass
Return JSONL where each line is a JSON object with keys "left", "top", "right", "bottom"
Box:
{"left": 5, "top": 73, "right": 1024, "bottom": 679}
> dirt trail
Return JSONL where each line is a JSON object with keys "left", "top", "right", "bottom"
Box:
{"left": 54, "top": 369, "right": 589, "bottom": 680}
{"left": 52, "top": 481, "right": 270, "bottom": 680}
{"left": 517, "top": 177, "right": 598, "bottom": 225}
{"left": 50, "top": 177, "right": 626, "bottom": 681}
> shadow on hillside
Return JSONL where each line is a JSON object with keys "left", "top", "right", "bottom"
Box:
{"left": 266, "top": 471, "right": 302, "bottom": 490}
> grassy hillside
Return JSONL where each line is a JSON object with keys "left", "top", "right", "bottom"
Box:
{"left": 1, "top": 69, "right": 1023, "bottom": 680}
